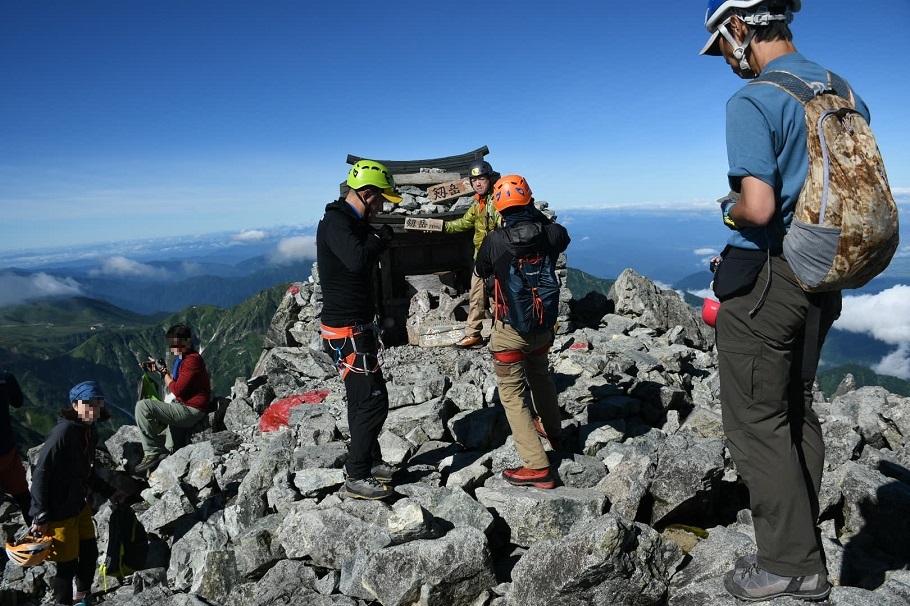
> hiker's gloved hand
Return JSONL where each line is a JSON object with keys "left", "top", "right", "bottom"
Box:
{"left": 375, "top": 224, "right": 395, "bottom": 243}
{"left": 30, "top": 522, "right": 49, "bottom": 537}
{"left": 717, "top": 191, "right": 741, "bottom": 231}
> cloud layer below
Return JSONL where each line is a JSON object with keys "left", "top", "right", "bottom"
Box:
{"left": 835, "top": 285, "right": 910, "bottom": 379}
{"left": 0, "top": 271, "right": 83, "bottom": 307}
{"left": 269, "top": 236, "right": 317, "bottom": 264}
{"left": 88, "top": 256, "right": 170, "bottom": 279}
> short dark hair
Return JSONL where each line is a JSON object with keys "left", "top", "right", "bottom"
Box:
{"left": 166, "top": 324, "right": 193, "bottom": 341}
{"left": 357, "top": 185, "right": 383, "bottom": 196}
{"left": 751, "top": 20, "right": 793, "bottom": 44}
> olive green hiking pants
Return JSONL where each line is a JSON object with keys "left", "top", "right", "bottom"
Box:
{"left": 136, "top": 398, "right": 206, "bottom": 457}
{"left": 716, "top": 255, "right": 840, "bottom": 577}
{"left": 490, "top": 321, "right": 561, "bottom": 470}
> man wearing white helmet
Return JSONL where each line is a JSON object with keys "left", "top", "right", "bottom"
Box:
{"left": 700, "top": 0, "right": 870, "bottom": 601}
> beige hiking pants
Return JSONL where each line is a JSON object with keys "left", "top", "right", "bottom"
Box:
{"left": 466, "top": 271, "right": 488, "bottom": 338}
{"left": 490, "top": 321, "right": 560, "bottom": 469}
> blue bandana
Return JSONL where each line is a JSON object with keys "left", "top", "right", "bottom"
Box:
{"left": 69, "top": 381, "right": 105, "bottom": 403}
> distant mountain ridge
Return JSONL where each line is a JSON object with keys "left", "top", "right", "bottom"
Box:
{"left": 3, "top": 263, "right": 905, "bottom": 450}
{"left": 49, "top": 258, "right": 313, "bottom": 313}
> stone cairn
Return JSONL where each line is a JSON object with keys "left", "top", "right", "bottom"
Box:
{"left": 3, "top": 266, "right": 910, "bottom": 606}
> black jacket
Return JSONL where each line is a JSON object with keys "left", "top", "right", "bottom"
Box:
{"left": 316, "top": 198, "right": 388, "bottom": 327}
{"left": 29, "top": 410, "right": 113, "bottom": 524}
{"left": 475, "top": 215, "right": 571, "bottom": 285}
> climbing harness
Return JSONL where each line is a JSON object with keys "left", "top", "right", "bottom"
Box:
{"left": 320, "top": 323, "right": 385, "bottom": 380}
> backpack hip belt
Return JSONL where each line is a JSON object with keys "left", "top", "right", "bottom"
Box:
{"left": 492, "top": 342, "right": 551, "bottom": 364}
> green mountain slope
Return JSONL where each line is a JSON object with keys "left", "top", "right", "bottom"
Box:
{"left": 0, "top": 297, "right": 164, "bottom": 363}
{"left": 3, "top": 284, "right": 289, "bottom": 447}
{"left": 817, "top": 364, "right": 910, "bottom": 398}
{"left": 567, "top": 267, "right": 615, "bottom": 298}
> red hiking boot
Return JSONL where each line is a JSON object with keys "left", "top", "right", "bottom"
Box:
{"left": 502, "top": 466, "right": 556, "bottom": 489}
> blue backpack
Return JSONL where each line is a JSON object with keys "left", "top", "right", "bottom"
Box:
{"left": 494, "top": 249, "right": 560, "bottom": 335}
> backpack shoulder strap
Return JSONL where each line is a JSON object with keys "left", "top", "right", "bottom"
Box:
{"left": 750, "top": 69, "right": 856, "bottom": 107}
{"left": 748, "top": 70, "right": 815, "bottom": 105}
{"left": 826, "top": 70, "right": 855, "bottom": 107}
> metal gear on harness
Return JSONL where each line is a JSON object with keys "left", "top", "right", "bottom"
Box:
{"left": 320, "top": 323, "right": 385, "bottom": 380}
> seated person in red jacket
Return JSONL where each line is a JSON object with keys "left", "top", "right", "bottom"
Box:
{"left": 134, "top": 324, "right": 211, "bottom": 474}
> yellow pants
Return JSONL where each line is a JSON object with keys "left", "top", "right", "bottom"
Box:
{"left": 48, "top": 504, "right": 96, "bottom": 562}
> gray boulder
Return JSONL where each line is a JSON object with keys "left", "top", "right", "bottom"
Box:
{"left": 475, "top": 483, "right": 606, "bottom": 548}
{"left": 649, "top": 433, "right": 725, "bottom": 525}
{"left": 507, "top": 514, "right": 683, "bottom": 605}
{"left": 361, "top": 526, "right": 496, "bottom": 606}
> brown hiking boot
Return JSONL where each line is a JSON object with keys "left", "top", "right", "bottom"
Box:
{"left": 454, "top": 335, "right": 484, "bottom": 349}
{"left": 502, "top": 466, "right": 556, "bottom": 489}
{"left": 134, "top": 452, "right": 166, "bottom": 475}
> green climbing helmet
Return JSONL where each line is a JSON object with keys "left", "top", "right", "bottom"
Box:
{"left": 347, "top": 160, "right": 402, "bottom": 203}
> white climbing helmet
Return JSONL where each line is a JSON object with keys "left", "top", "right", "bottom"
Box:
{"left": 699, "top": 0, "right": 800, "bottom": 73}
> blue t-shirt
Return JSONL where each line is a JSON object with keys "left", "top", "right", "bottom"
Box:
{"left": 725, "top": 52, "right": 870, "bottom": 250}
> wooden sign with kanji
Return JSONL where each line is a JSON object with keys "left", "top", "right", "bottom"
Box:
{"left": 403, "top": 217, "right": 444, "bottom": 232}
{"left": 427, "top": 178, "right": 472, "bottom": 203}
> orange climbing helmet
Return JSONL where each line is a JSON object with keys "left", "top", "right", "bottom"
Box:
{"left": 5, "top": 534, "right": 53, "bottom": 567}
{"left": 492, "top": 175, "right": 532, "bottom": 213}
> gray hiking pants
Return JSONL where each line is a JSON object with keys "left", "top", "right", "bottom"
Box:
{"left": 135, "top": 398, "right": 206, "bottom": 457}
{"left": 716, "top": 255, "right": 840, "bottom": 577}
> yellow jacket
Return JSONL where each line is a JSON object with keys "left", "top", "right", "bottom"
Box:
{"left": 444, "top": 193, "right": 503, "bottom": 259}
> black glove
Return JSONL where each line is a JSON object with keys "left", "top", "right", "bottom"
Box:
{"left": 375, "top": 224, "right": 395, "bottom": 243}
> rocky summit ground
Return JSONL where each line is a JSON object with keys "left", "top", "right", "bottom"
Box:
{"left": 3, "top": 267, "right": 910, "bottom": 606}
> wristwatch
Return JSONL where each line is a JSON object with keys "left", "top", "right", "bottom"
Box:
{"left": 721, "top": 199, "right": 738, "bottom": 230}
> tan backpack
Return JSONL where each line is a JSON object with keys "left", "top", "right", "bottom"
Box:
{"left": 750, "top": 70, "right": 899, "bottom": 292}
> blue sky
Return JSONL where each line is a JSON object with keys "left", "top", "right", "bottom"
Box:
{"left": 2, "top": 0, "right": 909, "bottom": 254}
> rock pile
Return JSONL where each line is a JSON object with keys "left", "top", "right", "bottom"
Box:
{"left": 3, "top": 268, "right": 910, "bottom": 606}
{"left": 376, "top": 168, "right": 559, "bottom": 219}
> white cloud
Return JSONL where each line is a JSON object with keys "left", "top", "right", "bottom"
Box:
{"left": 581, "top": 236, "right": 590, "bottom": 241}
{"left": 0, "top": 271, "right": 83, "bottom": 307}
{"left": 694, "top": 247, "right": 718, "bottom": 256}
{"left": 836, "top": 284, "right": 910, "bottom": 380}
{"left": 232, "top": 229, "right": 269, "bottom": 243}
{"left": 873, "top": 343, "right": 910, "bottom": 380}
{"left": 687, "top": 287, "right": 716, "bottom": 300}
{"left": 269, "top": 236, "right": 317, "bottom": 264}
{"left": 836, "top": 285, "right": 910, "bottom": 344}
{"left": 89, "top": 256, "right": 170, "bottom": 279}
